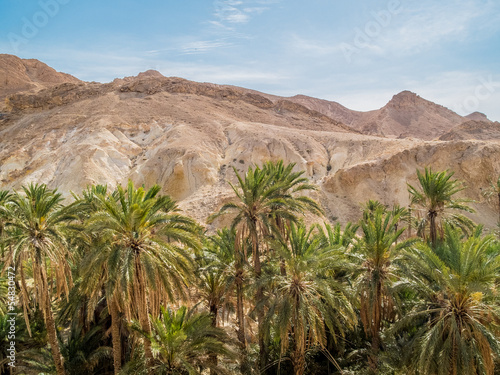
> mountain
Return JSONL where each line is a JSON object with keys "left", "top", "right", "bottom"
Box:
{"left": 0, "top": 55, "right": 499, "bottom": 228}
{"left": 0, "top": 54, "right": 80, "bottom": 109}
{"left": 289, "top": 91, "right": 466, "bottom": 140}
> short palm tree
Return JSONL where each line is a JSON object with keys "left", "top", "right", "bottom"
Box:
{"left": 1, "top": 183, "right": 76, "bottom": 375}
{"left": 407, "top": 168, "right": 474, "bottom": 244}
{"left": 315, "top": 221, "right": 359, "bottom": 248}
{"left": 399, "top": 227, "right": 500, "bottom": 375}
{"left": 131, "top": 305, "right": 235, "bottom": 375}
{"left": 19, "top": 321, "right": 112, "bottom": 375}
{"left": 352, "top": 208, "right": 413, "bottom": 372}
{"left": 81, "top": 181, "right": 200, "bottom": 373}
{"left": 266, "top": 222, "right": 355, "bottom": 375}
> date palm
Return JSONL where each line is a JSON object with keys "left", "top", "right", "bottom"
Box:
{"left": 407, "top": 168, "right": 474, "bottom": 244}
{"left": 1, "top": 183, "right": 76, "bottom": 375}
{"left": 266, "top": 222, "right": 355, "bottom": 375}
{"left": 197, "top": 229, "right": 243, "bottom": 373}
{"left": 399, "top": 227, "right": 500, "bottom": 375}
{"left": 208, "top": 161, "right": 322, "bottom": 372}
{"left": 19, "top": 321, "right": 112, "bottom": 375}
{"left": 316, "top": 221, "right": 359, "bottom": 248}
{"left": 82, "top": 181, "right": 200, "bottom": 373}
{"left": 130, "top": 305, "right": 235, "bottom": 375}
{"left": 353, "top": 208, "right": 413, "bottom": 372}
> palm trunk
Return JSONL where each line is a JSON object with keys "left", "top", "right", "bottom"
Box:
{"left": 292, "top": 311, "right": 306, "bottom": 375}
{"left": 109, "top": 297, "right": 122, "bottom": 375}
{"left": 235, "top": 263, "right": 249, "bottom": 374}
{"left": 251, "top": 227, "right": 268, "bottom": 373}
{"left": 291, "top": 347, "right": 306, "bottom": 375}
{"left": 236, "top": 267, "right": 246, "bottom": 348}
{"left": 136, "top": 259, "right": 154, "bottom": 371}
{"left": 209, "top": 304, "right": 218, "bottom": 375}
{"left": 429, "top": 210, "right": 437, "bottom": 245}
{"left": 368, "top": 282, "right": 382, "bottom": 373}
{"left": 41, "top": 269, "right": 65, "bottom": 375}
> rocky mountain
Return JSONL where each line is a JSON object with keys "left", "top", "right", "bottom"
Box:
{"left": 0, "top": 54, "right": 80, "bottom": 109}
{"left": 1, "top": 55, "right": 499, "bottom": 229}
{"left": 289, "top": 91, "right": 467, "bottom": 140}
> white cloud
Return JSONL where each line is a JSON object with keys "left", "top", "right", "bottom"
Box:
{"left": 211, "top": 0, "right": 278, "bottom": 28}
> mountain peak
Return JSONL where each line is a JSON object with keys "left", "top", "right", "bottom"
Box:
{"left": 0, "top": 54, "right": 80, "bottom": 104}
{"left": 386, "top": 90, "right": 421, "bottom": 107}
{"left": 136, "top": 70, "right": 165, "bottom": 79}
{"left": 465, "top": 111, "right": 490, "bottom": 122}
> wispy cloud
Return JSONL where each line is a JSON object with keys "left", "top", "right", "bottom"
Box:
{"left": 213, "top": 0, "right": 250, "bottom": 25}
{"left": 147, "top": 39, "right": 233, "bottom": 56}
{"left": 387, "top": 1, "right": 487, "bottom": 54}
{"left": 211, "top": 0, "right": 277, "bottom": 29}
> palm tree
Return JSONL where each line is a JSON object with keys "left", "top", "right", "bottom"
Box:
{"left": 316, "top": 221, "right": 359, "bottom": 248}
{"left": 352, "top": 208, "right": 413, "bottom": 372}
{"left": 1, "top": 183, "right": 76, "bottom": 375}
{"left": 266, "top": 222, "right": 355, "bottom": 375}
{"left": 81, "top": 181, "right": 200, "bottom": 373}
{"left": 407, "top": 168, "right": 475, "bottom": 244}
{"left": 18, "top": 321, "right": 112, "bottom": 375}
{"left": 196, "top": 230, "right": 242, "bottom": 374}
{"left": 130, "top": 305, "right": 235, "bottom": 375}
{"left": 399, "top": 227, "right": 500, "bottom": 375}
{"left": 208, "top": 161, "right": 322, "bottom": 372}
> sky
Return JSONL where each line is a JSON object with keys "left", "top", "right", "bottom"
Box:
{"left": 1, "top": 0, "right": 500, "bottom": 120}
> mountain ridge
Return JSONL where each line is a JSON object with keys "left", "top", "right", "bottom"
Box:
{"left": 1, "top": 54, "right": 499, "bottom": 229}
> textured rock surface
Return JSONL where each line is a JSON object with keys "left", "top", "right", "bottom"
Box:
{"left": 1, "top": 55, "right": 499, "bottom": 229}
{"left": 439, "top": 120, "right": 500, "bottom": 141}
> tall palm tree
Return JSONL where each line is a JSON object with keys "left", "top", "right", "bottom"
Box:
{"left": 399, "top": 227, "right": 500, "bottom": 375}
{"left": 208, "top": 161, "right": 322, "bottom": 372}
{"left": 129, "top": 305, "right": 235, "bottom": 375}
{"left": 81, "top": 181, "right": 200, "bottom": 373}
{"left": 352, "top": 208, "right": 413, "bottom": 372}
{"left": 407, "top": 168, "right": 474, "bottom": 244}
{"left": 196, "top": 230, "right": 242, "bottom": 374}
{"left": 266, "top": 222, "right": 355, "bottom": 375}
{"left": 1, "top": 183, "right": 76, "bottom": 375}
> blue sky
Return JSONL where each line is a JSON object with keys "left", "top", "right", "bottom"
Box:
{"left": 2, "top": 0, "right": 500, "bottom": 120}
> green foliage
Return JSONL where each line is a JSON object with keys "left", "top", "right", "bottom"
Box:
{"left": 129, "top": 305, "right": 236, "bottom": 375}
{"left": 397, "top": 226, "right": 500, "bottom": 375}
{"left": 265, "top": 222, "right": 356, "bottom": 375}
{"left": 1, "top": 163, "right": 500, "bottom": 375}
{"left": 407, "top": 168, "right": 475, "bottom": 244}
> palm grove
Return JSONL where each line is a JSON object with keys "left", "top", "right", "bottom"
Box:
{"left": 1, "top": 161, "right": 500, "bottom": 375}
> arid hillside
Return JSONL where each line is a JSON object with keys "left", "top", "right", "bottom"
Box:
{"left": 1, "top": 55, "right": 499, "bottom": 228}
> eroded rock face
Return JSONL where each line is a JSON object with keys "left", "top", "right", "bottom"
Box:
{"left": 1, "top": 55, "right": 499, "bottom": 229}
